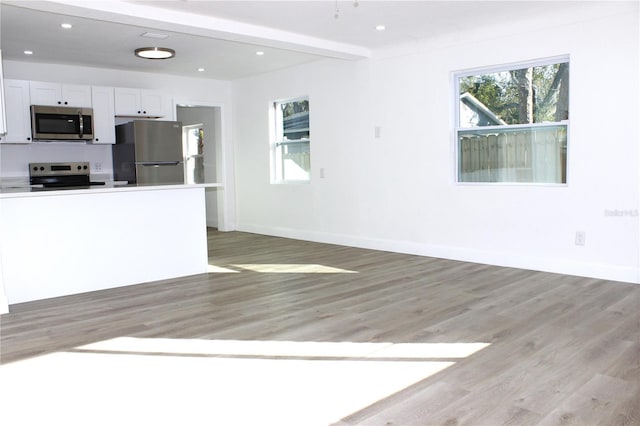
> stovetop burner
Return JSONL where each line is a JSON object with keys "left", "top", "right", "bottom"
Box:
{"left": 29, "top": 162, "right": 105, "bottom": 188}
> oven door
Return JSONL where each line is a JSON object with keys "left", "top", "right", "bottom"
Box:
{"left": 30, "top": 105, "right": 93, "bottom": 140}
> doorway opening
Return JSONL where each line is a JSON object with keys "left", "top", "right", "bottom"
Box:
{"left": 176, "top": 104, "right": 223, "bottom": 230}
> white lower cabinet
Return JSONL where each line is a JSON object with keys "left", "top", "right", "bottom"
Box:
{"left": 1, "top": 187, "right": 209, "bottom": 305}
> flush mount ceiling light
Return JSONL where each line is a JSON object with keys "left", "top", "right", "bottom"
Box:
{"left": 134, "top": 47, "right": 175, "bottom": 59}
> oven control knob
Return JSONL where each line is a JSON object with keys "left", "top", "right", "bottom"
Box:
{"left": 39, "top": 167, "right": 44, "bottom": 171}
{"left": 77, "top": 165, "right": 82, "bottom": 170}
{"left": 83, "top": 165, "right": 88, "bottom": 170}
{"left": 33, "top": 166, "right": 38, "bottom": 171}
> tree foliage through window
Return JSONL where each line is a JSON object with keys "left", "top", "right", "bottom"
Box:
{"left": 280, "top": 99, "right": 309, "bottom": 119}
{"left": 459, "top": 62, "right": 569, "bottom": 126}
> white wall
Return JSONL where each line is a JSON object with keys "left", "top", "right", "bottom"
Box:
{"left": 232, "top": 2, "right": 640, "bottom": 283}
{"left": 0, "top": 142, "right": 113, "bottom": 180}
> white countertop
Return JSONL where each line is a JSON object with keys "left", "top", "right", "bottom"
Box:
{"left": 0, "top": 182, "right": 222, "bottom": 198}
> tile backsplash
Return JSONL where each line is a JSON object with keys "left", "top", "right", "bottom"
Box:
{"left": 0, "top": 143, "right": 113, "bottom": 181}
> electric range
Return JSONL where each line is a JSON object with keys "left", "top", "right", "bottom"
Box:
{"left": 29, "top": 162, "right": 106, "bottom": 190}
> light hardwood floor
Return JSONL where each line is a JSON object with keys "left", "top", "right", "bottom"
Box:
{"left": 1, "top": 229, "right": 639, "bottom": 425}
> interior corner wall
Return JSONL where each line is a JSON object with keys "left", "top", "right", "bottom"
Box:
{"left": 232, "top": 2, "right": 640, "bottom": 283}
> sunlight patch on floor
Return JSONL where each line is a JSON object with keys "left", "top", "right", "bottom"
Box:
{"left": 75, "top": 337, "right": 488, "bottom": 359}
{"left": 231, "top": 264, "right": 357, "bottom": 273}
{"left": 371, "top": 342, "right": 490, "bottom": 359}
{"left": 207, "top": 264, "right": 240, "bottom": 273}
{"left": 0, "top": 339, "right": 489, "bottom": 426}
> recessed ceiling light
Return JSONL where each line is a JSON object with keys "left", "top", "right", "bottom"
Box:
{"left": 141, "top": 32, "right": 169, "bottom": 39}
{"left": 256, "top": 51, "right": 265, "bottom": 56}
{"left": 61, "top": 23, "right": 72, "bottom": 29}
{"left": 24, "top": 50, "right": 33, "bottom": 55}
{"left": 376, "top": 25, "right": 386, "bottom": 31}
{"left": 134, "top": 47, "right": 175, "bottom": 59}
{"left": 197, "top": 68, "right": 205, "bottom": 72}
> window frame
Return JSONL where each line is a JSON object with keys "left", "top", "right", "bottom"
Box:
{"left": 270, "top": 95, "right": 311, "bottom": 184}
{"left": 453, "top": 55, "right": 570, "bottom": 186}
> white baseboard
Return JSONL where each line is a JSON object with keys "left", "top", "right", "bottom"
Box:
{"left": 237, "top": 224, "right": 640, "bottom": 285}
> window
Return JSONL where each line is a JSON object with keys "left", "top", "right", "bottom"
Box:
{"left": 455, "top": 57, "right": 569, "bottom": 184}
{"left": 271, "top": 97, "right": 310, "bottom": 182}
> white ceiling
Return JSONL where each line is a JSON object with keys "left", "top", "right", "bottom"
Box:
{"left": 0, "top": 1, "right": 594, "bottom": 80}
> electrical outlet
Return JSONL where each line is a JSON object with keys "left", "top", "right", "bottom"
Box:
{"left": 320, "top": 168, "right": 325, "bottom": 179}
{"left": 94, "top": 162, "right": 102, "bottom": 172}
{"left": 575, "top": 231, "right": 586, "bottom": 246}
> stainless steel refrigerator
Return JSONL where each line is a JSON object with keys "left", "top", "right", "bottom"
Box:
{"left": 112, "top": 120, "right": 184, "bottom": 185}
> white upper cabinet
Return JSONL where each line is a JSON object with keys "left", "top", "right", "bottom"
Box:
{"left": 1, "top": 79, "right": 32, "bottom": 143}
{"left": 91, "top": 86, "right": 116, "bottom": 144}
{"left": 114, "top": 87, "right": 164, "bottom": 117}
{"left": 0, "top": 50, "right": 7, "bottom": 136}
{"left": 30, "top": 81, "right": 92, "bottom": 108}
{"left": 140, "top": 90, "right": 163, "bottom": 116}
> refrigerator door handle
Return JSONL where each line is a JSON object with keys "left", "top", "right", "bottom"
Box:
{"left": 135, "top": 161, "right": 183, "bottom": 167}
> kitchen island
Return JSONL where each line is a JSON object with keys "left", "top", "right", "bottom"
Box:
{"left": 0, "top": 183, "right": 221, "bottom": 313}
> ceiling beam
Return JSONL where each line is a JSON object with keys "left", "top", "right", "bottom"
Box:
{"left": 6, "top": 0, "right": 371, "bottom": 60}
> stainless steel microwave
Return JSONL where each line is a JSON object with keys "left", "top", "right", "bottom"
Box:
{"left": 30, "top": 105, "right": 94, "bottom": 141}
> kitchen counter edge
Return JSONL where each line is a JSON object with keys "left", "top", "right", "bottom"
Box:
{"left": 0, "top": 183, "right": 223, "bottom": 198}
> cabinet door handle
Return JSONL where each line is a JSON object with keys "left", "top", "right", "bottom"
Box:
{"left": 78, "top": 111, "right": 84, "bottom": 138}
